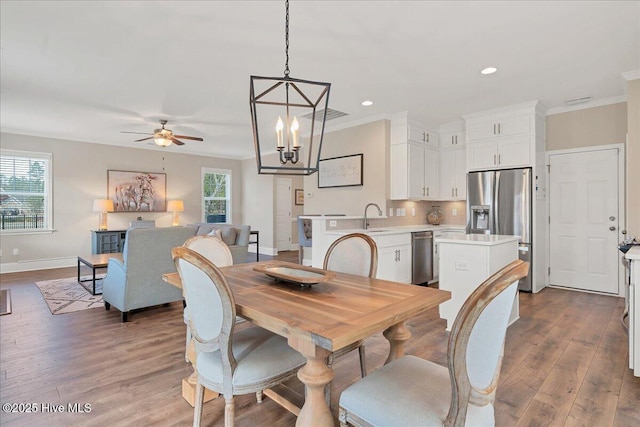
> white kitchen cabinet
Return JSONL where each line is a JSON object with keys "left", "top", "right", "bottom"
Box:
{"left": 374, "top": 233, "right": 412, "bottom": 284}
{"left": 467, "top": 135, "right": 532, "bottom": 170}
{"left": 464, "top": 102, "right": 544, "bottom": 172}
{"left": 626, "top": 248, "right": 640, "bottom": 377}
{"left": 440, "top": 130, "right": 465, "bottom": 147}
{"left": 409, "top": 123, "right": 439, "bottom": 148}
{"left": 439, "top": 147, "right": 466, "bottom": 200}
{"left": 466, "top": 113, "right": 530, "bottom": 141}
{"left": 390, "top": 142, "right": 439, "bottom": 200}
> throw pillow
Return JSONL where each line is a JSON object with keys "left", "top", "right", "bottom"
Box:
{"left": 220, "top": 228, "right": 237, "bottom": 246}
{"left": 208, "top": 229, "right": 223, "bottom": 241}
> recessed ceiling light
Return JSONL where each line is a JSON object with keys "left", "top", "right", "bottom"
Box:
{"left": 480, "top": 67, "right": 498, "bottom": 75}
{"left": 361, "top": 100, "right": 373, "bottom": 106}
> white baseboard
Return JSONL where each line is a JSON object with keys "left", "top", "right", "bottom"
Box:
{"left": 1, "top": 257, "right": 77, "bottom": 274}
{"left": 248, "top": 246, "right": 279, "bottom": 256}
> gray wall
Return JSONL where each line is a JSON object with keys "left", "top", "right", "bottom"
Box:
{"left": 0, "top": 133, "right": 242, "bottom": 271}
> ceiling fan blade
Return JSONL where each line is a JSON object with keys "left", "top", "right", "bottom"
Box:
{"left": 134, "top": 136, "right": 154, "bottom": 142}
{"left": 171, "top": 137, "right": 185, "bottom": 146}
{"left": 174, "top": 135, "right": 204, "bottom": 141}
{"left": 122, "top": 131, "right": 153, "bottom": 135}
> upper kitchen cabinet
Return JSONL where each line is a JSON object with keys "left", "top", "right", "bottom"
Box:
{"left": 392, "top": 113, "right": 439, "bottom": 148}
{"left": 439, "top": 146, "right": 466, "bottom": 200}
{"left": 439, "top": 121, "right": 465, "bottom": 148}
{"left": 391, "top": 142, "right": 439, "bottom": 200}
{"left": 408, "top": 123, "right": 439, "bottom": 147}
{"left": 463, "top": 101, "right": 545, "bottom": 171}
{"left": 391, "top": 114, "right": 439, "bottom": 200}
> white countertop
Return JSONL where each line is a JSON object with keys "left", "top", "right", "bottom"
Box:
{"left": 626, "top": 246, "right": 640, "bottom": 261}
{"left": 325, "top": 224, "right": 466, "bottom": 236}
{"left": 435, "top": 234, "right": 521, "bottom": 246}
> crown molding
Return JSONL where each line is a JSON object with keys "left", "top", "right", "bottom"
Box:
{"left": 546, "top": 95, "right": 627, "bottom": 116}
{"left": 622, "top": 69, "right": 640, "bottom": 81}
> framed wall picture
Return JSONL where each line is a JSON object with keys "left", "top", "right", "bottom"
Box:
{"left": 107, "top": 170, "right": 167, "bottom": 212}
{"left": 295, "top": 189, "right": 304, "bottom": 205}
{"left": 318, "top": 153, "right": 363, "bottom": 188}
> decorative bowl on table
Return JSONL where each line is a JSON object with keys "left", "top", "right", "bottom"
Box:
{"left": 253, "top": 262, "right": 335, "bottom": 287}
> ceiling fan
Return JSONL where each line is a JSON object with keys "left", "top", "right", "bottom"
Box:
{"left": 122, "top": 119, "right": 204, "bottom": 146}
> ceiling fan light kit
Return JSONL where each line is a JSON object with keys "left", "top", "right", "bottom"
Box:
{"left": 123, "top": 119, "right": 204, "bottom": 147}
{"left": 249, "top": 0, "right": 331, "bottom": 176}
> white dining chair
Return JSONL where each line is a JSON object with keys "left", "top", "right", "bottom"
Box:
{"left": 323, "top": 233, "right": 378, "bottom": 403}
{"left": 172, "top": 246, "right": 307, "bottom": 427}
{"left": 182, "top": 235, "right": 235, "bottom": 362}
{"left": 338, "top": 259, "right": 529, "bottom": 427}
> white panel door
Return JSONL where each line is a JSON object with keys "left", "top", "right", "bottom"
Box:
{"left": 275, "top": 178, "right": 292, "bottom": 252}
{"left": 549, "top": 149, "right": 619, "bottom": 294}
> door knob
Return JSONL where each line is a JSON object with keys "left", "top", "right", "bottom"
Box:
{"left": 609, "top": 226, "right": 616, "bottom": 231}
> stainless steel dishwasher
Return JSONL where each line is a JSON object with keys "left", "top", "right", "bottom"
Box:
{"left": 411, "top": 231, "right": 433, "bottom": 285}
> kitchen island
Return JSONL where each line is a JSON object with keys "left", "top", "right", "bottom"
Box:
{"left": 436, "top": 234, "right": 520, "bottom": 330}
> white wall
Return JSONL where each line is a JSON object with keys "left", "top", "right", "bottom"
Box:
{"left": 303, "top": 119, "right": 389, "bottom": 215}
{"left": 0, "top": 133, "right": 242, "bottom": 272}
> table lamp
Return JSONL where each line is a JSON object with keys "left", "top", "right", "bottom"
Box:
{"left": 93, "top": 199, "right": 114, "bottom": 231}
{"left": 167, "top": 200, "right": 184, "bottom": 226}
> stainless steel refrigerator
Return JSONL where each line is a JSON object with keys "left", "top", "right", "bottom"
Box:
{"left": 466, "top": 168, "right": 532, "bottom": 292}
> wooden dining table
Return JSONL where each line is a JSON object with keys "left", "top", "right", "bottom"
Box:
{"left": 164, "top": 260, "right": 450, "bottom": 427}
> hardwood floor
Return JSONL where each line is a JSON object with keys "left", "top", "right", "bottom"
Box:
{"left": 1, "top": 251, "right": 638, "bottom": 426}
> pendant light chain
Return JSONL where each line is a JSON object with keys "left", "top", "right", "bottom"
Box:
{"left": 284, "top": 0, "right": 290, "bottom": 77}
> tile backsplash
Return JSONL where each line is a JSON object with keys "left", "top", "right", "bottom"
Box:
{"left": 341, "top": 200, "right": 467, "bottom": 230}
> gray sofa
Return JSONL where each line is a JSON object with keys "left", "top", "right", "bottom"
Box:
{"left": 187, "top": 223, "right": 251, "bottom": 264}
{"left": 102, "top": 226, "right": 197, "bottom": 322}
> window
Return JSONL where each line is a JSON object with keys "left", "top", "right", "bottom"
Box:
{"left": 202, "top": 168, "right": 231, "bottom": 223}
{"left": 0, "top": 149, "right": 52, "bottom": 232}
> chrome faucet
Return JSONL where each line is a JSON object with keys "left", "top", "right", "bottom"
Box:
{"left": 364, "top": 203, "right": 383, "bottom": 230}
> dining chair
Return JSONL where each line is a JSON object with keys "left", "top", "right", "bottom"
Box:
{"left": 172, "top": 246, "right": 307, "bottom": 427}
{"left": 323, "top": 233, "right": 378, "bottom": 403}
{"left": 338, "top": 259, "right": 529, "bottom": 427}
{"left": 182, "top": 235, "right": 235, "bottom": 357}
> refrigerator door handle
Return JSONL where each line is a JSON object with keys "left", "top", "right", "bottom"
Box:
{"left": 494, "top": 171, "right": 500, "bottom": 233}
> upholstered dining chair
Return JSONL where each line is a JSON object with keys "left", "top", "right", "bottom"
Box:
{"left": 172, "top": 247, "right": 307, "bottom": 427}
{"left": 182, "top": 235, "right": 235, "bottom": 363}
{"left": 322, "top": 232, "right": 378, "bottom": 403}
{"left": 338, "top": 259, "right": 529, "bottom": 427}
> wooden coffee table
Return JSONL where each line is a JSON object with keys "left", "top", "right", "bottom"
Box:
{"left": 77, "top": 253, "right": 123, "bottom": 295}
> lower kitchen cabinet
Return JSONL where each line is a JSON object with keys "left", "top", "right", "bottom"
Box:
{"left": 374, "top": 233, "right": 412, "bottom": 283}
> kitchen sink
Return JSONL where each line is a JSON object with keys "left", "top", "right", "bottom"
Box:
{"left": 366, "top": 230, "right": 389, "bottom": 233}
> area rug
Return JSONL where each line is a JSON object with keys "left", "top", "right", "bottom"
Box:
{"left": 0, "top": 289, "right": 11, "bottom": 315}
{"left": 35, "top": 275, "right": 105, "bottom": 315}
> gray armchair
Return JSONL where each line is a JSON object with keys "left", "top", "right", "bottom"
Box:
{"left": 102, "top": 226, "right": 197, "bottom": 322}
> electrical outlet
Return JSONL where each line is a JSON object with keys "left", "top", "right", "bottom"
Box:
{"left": 12, "top": 248, "right": 19, "bottom": 256}
{"left": 329, "top": 220, "right": 337, "bottom": 227}
{"left": 452, "top": 208, "right": 458, "bottom": 216}
{"left": 455, "top": 260, "right": 469, "bottom": 271}
{"left": 411, "top": 207, "right": 416, "bottom": 216}
{"left": 388, "top": 208, "right": 393, "bottom": 217}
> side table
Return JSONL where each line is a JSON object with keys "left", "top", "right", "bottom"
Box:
{"left": 249, "top": 230, "right": 259, "bottom": 261}
{"left": 77, "top": 253, "right": 123, "bottom": 295}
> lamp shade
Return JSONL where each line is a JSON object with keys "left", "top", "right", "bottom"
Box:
{"left": 167, "top": 200, "right": 184, "bottom": 212}
{"left": 93, "top": 199, "right": 114, "bottom": 212}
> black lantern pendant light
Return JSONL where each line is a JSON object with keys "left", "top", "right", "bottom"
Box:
{"left": 249, "top": 0, "right": 331, "bottom": 175}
